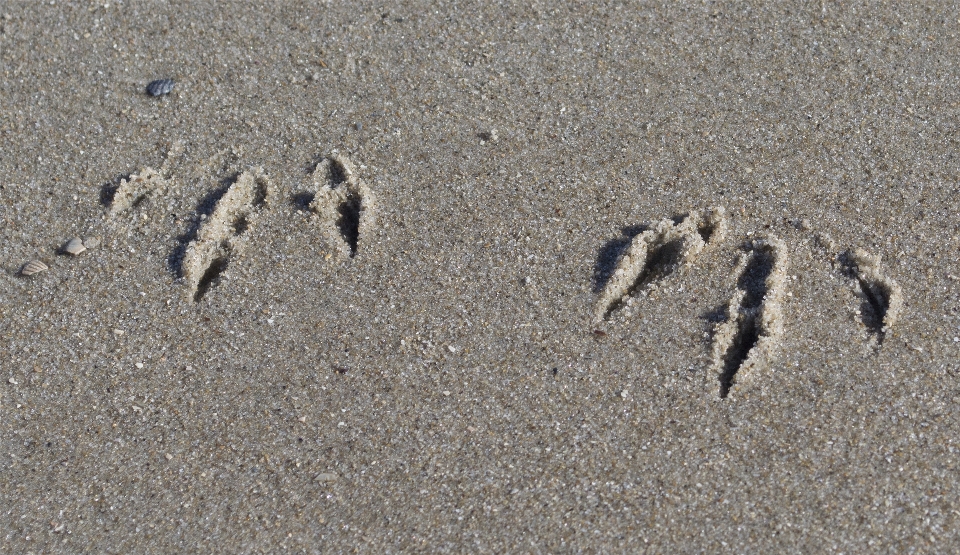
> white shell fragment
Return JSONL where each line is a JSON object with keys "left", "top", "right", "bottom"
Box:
{"left": 20, "top": 260, "right": 48, "bottom": 276}
{"left": 63, "top": 237, "right": 86, "bottom": 255}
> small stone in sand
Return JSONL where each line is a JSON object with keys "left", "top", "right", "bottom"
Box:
{"left": 20, "top": 260, "right": 48, "bottom": 276}
{"left": 315, "top": 472, "right": 338, "bottom": 483}
{"left": 82, "top": 236, "right": 101, "bottom": 249}
{"left": 63, "top": 237, "right": 86, "bottom": 255}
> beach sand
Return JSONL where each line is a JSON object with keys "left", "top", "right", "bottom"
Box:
{"left": 2, "top": 1, "right": 959, "bottom": 551}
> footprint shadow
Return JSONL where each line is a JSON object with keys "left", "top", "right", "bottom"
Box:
{"left": 99, "top": 172, "right": 133, "bottom": 207}
{"left": 592, "top": 225, "right": 646, "bottom": 293}
{"left": 701, "top": 303, "right": 729, "bottom": 324}
{"left": 166, "top": 174, "right": 239, "bottom": 278}
{"left": 290, "top": 154, "right": 332, "bottom": 211}
{"left": 698, "top": 304, "right": 730, "bottom": 354}
{"left": 303, "top": 152, "right": 327, "bottom": 176}
{"left": 290, "top": 191, "right": 315, "bottom": 210}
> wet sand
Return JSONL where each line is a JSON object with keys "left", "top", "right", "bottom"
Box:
{"left": 2, "top": 2, "right": 959, "bottom": 552}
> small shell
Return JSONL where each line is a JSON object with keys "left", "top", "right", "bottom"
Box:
{"left": 20, "top": 260, "right": 48, "bottom": 276}
{"left": 63, "top": 237, "right": 86, "bottom": 255}
{"left": 146, "top": 78, "right": 175, "bottom": 96}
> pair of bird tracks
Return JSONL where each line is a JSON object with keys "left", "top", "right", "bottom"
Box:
{"left": 106, "top": 152, "right": 375, "bottom": 302}
{"left": 25, "top": 146, "right": 904, "bottom": 402}
{"left": 594, "top": 208, "right": 903, "bottom": 399}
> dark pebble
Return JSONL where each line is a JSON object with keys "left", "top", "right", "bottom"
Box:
{"left": 146, "top": 79, "right": 175, "bottom": 96}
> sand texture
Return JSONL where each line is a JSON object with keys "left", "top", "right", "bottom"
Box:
{"left": 2, "top": 1, "right": 960, "bottom": 552}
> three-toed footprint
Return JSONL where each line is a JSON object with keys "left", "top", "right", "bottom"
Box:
{"left": 101, "top": 151, "right": 376, "bottom": 302}
{"left": 594, "top": 209, "right": 903, "bottom": 398}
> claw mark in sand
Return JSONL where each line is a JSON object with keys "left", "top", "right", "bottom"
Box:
{"left": 308, "top": 154, "right": 375, "bottom": 258}
{"left": 181, "top": 168, "right": 271, "bottom": 302}
{"left": 104, "top": 142, "right": 184, "bottom": 214}
{"left": 710, "top": 237, "right": 789, "bottom": 398}
{"left": 594, "top": 207, "right": 726, "bottom": 322}
{"left": 840, "top": 249, "right": 903, "bottom": 346}
{"left": 105, "top": 167, "right": 167, "bottom": 215}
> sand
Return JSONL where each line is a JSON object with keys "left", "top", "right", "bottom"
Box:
{"left": 2, "top": 1, "right": 959, "bottom": 552}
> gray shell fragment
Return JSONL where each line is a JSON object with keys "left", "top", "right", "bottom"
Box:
{"left": 20, "top": 260, "right": 48, "bottom": 276}
{"left": 146, "top": 79, "right": 175, "bottom": 96}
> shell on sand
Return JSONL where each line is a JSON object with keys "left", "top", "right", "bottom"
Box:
{"left": 63, "top": 237, "right": 86, "bottom": 255}
{"left": 20, "top": 260, "right": 49, "bottom": 276}
{"left": 146, "top": 78, "right": 175, "bottom": 96}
